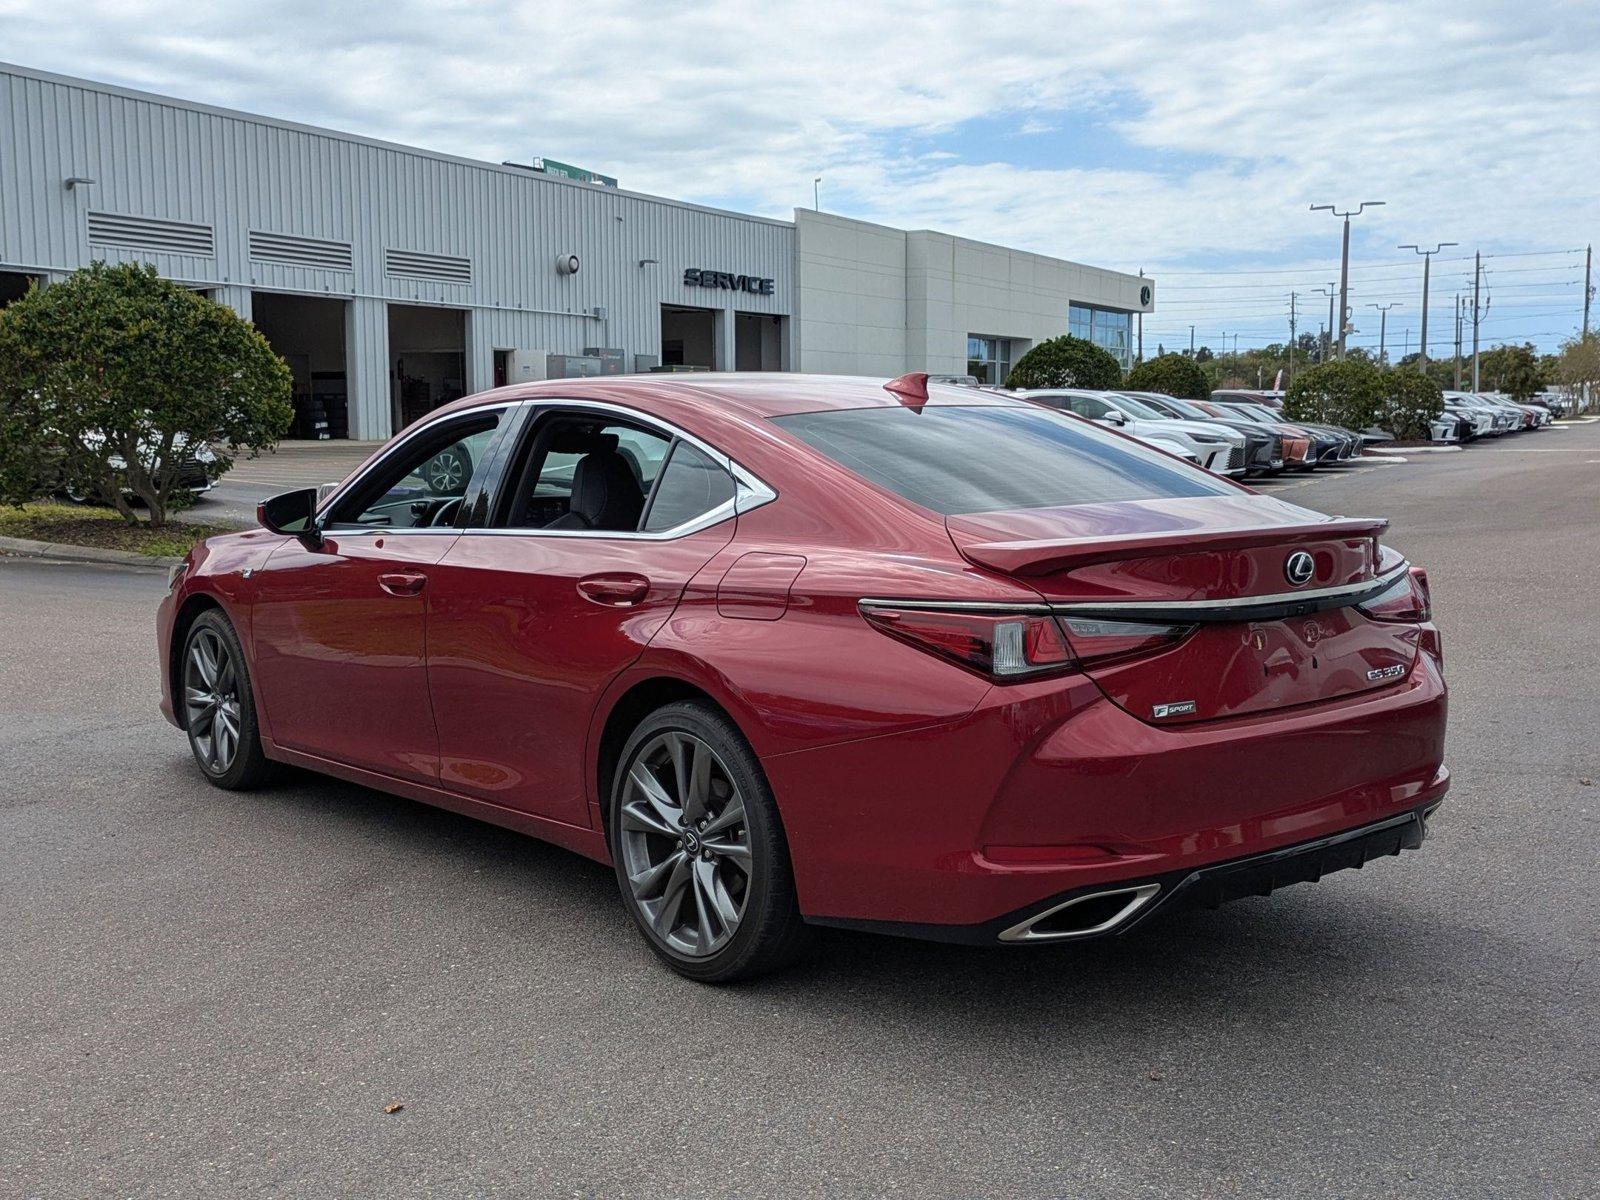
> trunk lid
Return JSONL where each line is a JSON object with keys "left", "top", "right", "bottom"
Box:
{"left": 947, "top": 495, "right": 1418, "bottom": 724}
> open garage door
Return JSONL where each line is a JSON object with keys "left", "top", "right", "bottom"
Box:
{"left": 660, "top": 305, "right": 716, "bottom": 370}
{"left": 390, "top": 304, "right": 467, "bottom": 429}
{"left": 252, "top": 293, "right": 350, "bottom": 439}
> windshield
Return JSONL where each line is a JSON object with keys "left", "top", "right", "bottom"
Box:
{"left": 1154, "top": 396, "right": 1218, "bottom": 421}
{"left": 772, "top": 404, "right": 1231, "bottom": 517}
{"left": 1107, "top": 393, "right": 1168, "bottom": 419}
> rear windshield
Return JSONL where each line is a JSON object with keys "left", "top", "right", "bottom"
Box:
{"left": 771, "top": 404, "right": 1231, "bottom": 516}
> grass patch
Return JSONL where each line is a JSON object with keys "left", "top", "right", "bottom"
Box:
{"left": 0, "top": 503, "right": 246, "bottom": 558}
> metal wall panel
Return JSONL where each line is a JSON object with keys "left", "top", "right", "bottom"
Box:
{"left": 2, "top": 64, "right": 794, "bottom": 438}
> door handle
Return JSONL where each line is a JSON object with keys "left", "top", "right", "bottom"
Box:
{"left": 377, "top": 570, "right": 427, "bottom": 597}
{"left": 577, "top": 573, "right": 651, "bottom": 607}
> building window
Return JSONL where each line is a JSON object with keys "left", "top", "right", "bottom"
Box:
{"left": 1068, "top": 304, "right": 1133, "bottom": 371}
{"left": 966, "top": 335, "right": 1013, "bottom": 385}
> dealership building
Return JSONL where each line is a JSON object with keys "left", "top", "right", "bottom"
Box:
{"left": 0, "top": 62, "right": 1155, "bottom": 440}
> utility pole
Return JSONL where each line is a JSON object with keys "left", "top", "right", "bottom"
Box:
{"left": 1403, "top": 328, "right": 1411, "bottom": 360}
{"left": 1399, "top": 242, "right": 1458, "bottom": 367}
{"left": 1470, "top": 252, "right": 1489, "bottom": 390}
{"left": 1137, "top": 269, "right": 1145, "bottom": 363}
{"left": 1288, "top": 291, "right": 1298, "bottom": 384}
{"left": 1453, "top": 294, "right": 1463, "bottom": 388}
{"left": 1368, "top": 302, "right": 1399, "bottom": 366}
{"left": 1315, "top": 284, "right": 1337, "bottom": 362}
{"left": 1311, "top": 201, "right": 1385, "bottom": 359}
{"left": 1584, "top": 244, "right": 1593, "bottom": 338}
{"left": 1189, "top": 325, "right": 1195, "bottom": 356}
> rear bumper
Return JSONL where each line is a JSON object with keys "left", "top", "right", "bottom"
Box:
{"left": 770, "top": 651, "right": 1448, "bottom": 932}
{"left": 813, "top": 799, "right": 1443, "bottom": 944}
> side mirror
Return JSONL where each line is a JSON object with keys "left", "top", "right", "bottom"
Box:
{"left": 257, "top": 487, "right": 323, "bottom": 548}
{"left": 1103, "top": 409, "right": 1128, "bottom": 426}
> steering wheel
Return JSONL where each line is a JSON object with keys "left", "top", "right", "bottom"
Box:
{"left": 428, "top": 497, "right": 463, "bottom": 527}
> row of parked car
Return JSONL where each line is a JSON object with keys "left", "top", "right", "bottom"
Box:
{"left": 1430, "top": 390, "right": 1565, "bottom": 443}
{"left": 999, "top": 388, "right": 1366, "bottom": 479}
{"left": 982, "top": 385, "right": 1584, "bottom": 478}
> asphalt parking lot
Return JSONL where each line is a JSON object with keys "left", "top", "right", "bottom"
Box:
{"left": 2, "top": 426, "right": 1597, "bottom": 1199}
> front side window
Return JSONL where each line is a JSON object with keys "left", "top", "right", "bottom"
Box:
{"left": 772, "top": 404, "right": 1229, "bottom": 517}
{"left": 325, "top": 411, "right": 502, "bottom": 530}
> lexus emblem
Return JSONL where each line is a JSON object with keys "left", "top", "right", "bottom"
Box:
{"left": 1284, "top": 551, "right": 1316, "bottom": 587}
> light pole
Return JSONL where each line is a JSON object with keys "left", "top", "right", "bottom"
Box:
{"left": 1311, "top": 201, "right": 1385, "bottom": 359}
{"left": 1368, "top": 302, "right": 1399, "bottom": 366}
{"left": 1398, "top": 242, "right": 1458, "bottom": 367}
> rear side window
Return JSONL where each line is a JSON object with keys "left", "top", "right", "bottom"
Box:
{"left": 771, "top": 404, "right": 1229, "bottom": 516}
{"left": 642, "top": 442, "right": 736, "bottom": 532}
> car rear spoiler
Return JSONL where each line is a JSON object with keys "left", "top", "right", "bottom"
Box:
{"left": 952, "top": 516, "right": 1389, "bottom": 577}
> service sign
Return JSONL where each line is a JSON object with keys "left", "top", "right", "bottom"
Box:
{"left": 684, "top": 268, "right": 776, "bottom": 296}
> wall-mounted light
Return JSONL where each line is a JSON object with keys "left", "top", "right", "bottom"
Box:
{"left": 556, "top": 253, "right": 580, "bottom": 275}
{"left": 64, "top": 176, "right": 96, "bottom": 190}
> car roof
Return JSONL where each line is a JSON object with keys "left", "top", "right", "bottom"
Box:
{"left": 426, "top": 373, "right": 1033, "bottom": 425}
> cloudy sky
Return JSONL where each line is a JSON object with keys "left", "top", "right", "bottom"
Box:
{"left": 3, "top": 0, "right": 1595, "bottom": 354}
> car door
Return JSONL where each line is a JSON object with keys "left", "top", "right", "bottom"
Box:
{"left": 423, "top": 403, "right": 746, "bottom": 827}
{"left": 249, "top": 407, "right": 508, "bottom": 783}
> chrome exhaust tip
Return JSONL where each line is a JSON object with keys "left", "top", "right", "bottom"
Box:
{"left": 997, "top": 883, "right": 1161, "bottom": 943}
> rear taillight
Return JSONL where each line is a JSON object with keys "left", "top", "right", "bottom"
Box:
{"left": 1358, "top": 567, "right": 1432, "bottom": 623}
{"left": 1057, "top": 617, "right": 1192, "bottom": 666}
{"left": 859, "top": 606, "right": 1073, "bottom": 679}
{"left": 860, "top": 605, "right": 1189, "bottom": 680}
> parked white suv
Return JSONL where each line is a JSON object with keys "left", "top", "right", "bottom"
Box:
{"left": 1012, "top": 389, "right": 1247, "bottom": 476}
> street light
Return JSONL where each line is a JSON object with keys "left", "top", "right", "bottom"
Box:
{"left": 1368, "top": 302, "right": 1400, "bottom": 366}
{"left": 1311, "top": 201, "right": 1385, "bottom": 359}
{"left": 1398, "top": 242, "right": 1459, "bottom": 367}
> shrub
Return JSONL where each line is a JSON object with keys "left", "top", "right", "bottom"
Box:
{"left": 1284, "top": 359, "right": 1384, "bottom": 431}
{"left": 0, "top": 262, "right": 293, "bottom": 525}
{"left": 1381, "top": 370, "right": 1445, "bottom": 440}
{"left": 1125, "top": 353, "right": 1209, "bottom": 400}
{"left": 1005, "top": 334, "right": 1123, "bottom": 390}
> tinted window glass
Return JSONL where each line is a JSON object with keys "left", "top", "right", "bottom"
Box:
{"left": 772, "top": 405, "right": 1229, "bottom": 516}
{"left": 642, "top": 442, "right": 736, "bottom": 532}
{"left": 327, "top": 412, "right": 500, "bottom": 529}
{"left": 503, "top": 417, "right": 671, "bottom": 531}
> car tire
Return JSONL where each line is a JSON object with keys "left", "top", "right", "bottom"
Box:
{"left": 610, "top": 701, "right": 811, "bottom": 983}
{"left": 422, "top": 446, "right": 472, "bottom": 496}
{"left": 180, "top": 610, "right": 274, "bottom": 790}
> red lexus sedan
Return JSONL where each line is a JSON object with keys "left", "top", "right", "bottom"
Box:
{"left": 157, "top": 373, "right": 1448, "bottom": 982}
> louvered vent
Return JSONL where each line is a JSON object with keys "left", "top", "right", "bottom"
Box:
{"left": 249, "top": 230, "right": 353, "bottom": 272}
{"left": 87, "top": 212, "right": 214, "bottom": 256}
{"left": 385, "top": 248, "right": 472, "bottom": 284}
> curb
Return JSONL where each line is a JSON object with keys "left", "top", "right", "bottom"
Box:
{"left": 1366, "top": 444, "right": 1462, "bottom": 455}
{"left": 0, "top": 534, "right": 179, "bottom": 573}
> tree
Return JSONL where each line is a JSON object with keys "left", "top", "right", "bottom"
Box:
{"left": 1284, "top": 359, "right": 1385, "bottom": 431}
{"left": 1125, "top": 352, "right": 1209, "bottom": 400}
{"left": 1005, "top": 334, "right": 1122, "bottom": 390}
{"left": 0, "top": 263, "right": 293, "bottom": 525}
{"left": 1555, "top": 332, "right": 1600, "bottom": 403}
{"left": 1476, "top": 343, "right": 1543, "bottom": 402}
{"left": 1380, "top": 370, "right": 1444, "bottom": 440}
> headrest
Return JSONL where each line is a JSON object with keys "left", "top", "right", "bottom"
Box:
{"left": 547, "top": 427, "right": 620, "bottom": 455}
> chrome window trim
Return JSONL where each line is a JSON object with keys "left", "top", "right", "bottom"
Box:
{"left": 316, "top": 395, "right": 776, "bottom": 543}
{"left": 314, "top": 401, "right": 520, "bottom": 536}
{"left": 857, "top": 560, "right": 1410, "bottom": 623}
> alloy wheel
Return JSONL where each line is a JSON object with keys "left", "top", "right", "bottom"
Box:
{"left": 618, "top": 731, "right": 751, "bottom": 958}
{"left": 183, "top": 627, "right": 242, "bottom": 773}
{"left": 425, "top": 450, "right": 464, "bottom": 493}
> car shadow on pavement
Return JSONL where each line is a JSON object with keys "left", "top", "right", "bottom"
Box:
{"left": 233, "top": 758, "right": 1479, "bottom": 1033}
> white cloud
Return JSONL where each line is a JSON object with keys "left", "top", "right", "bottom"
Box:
{"left": 2, "top": 0, "right": 1594, "bottom": 345}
